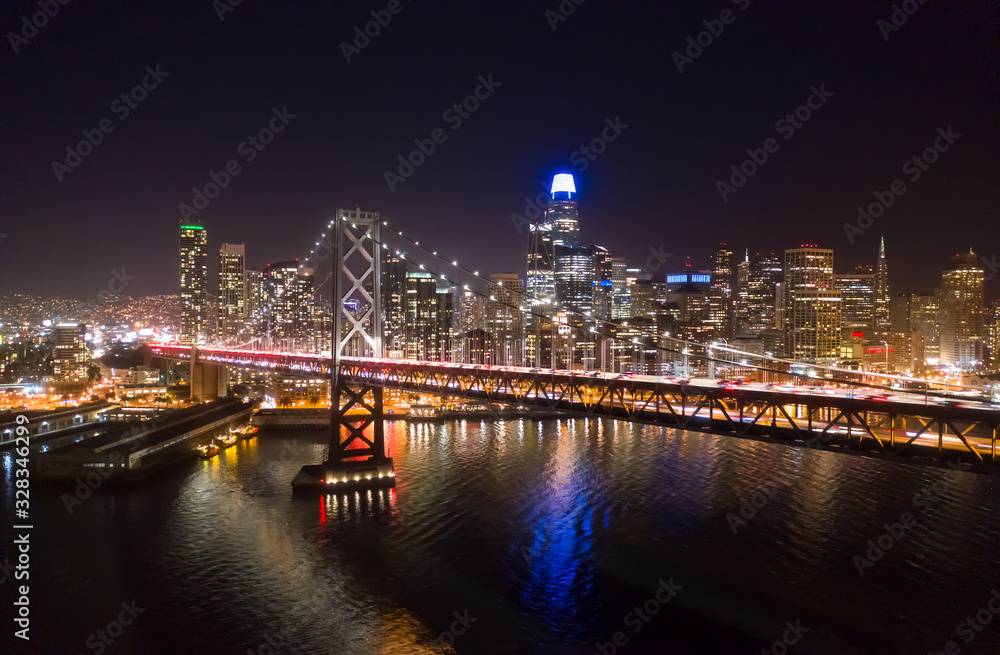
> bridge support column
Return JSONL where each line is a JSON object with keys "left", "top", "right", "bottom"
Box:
{"left": 291, "top": 380, "right": 395, "bottom": 491}
{"left": 190, "top": 348, "right": 227, "bottom": 400}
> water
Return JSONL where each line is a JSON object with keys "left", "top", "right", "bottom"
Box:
{"left": 2, "top": 419, "right": 1000, "bottom": 654}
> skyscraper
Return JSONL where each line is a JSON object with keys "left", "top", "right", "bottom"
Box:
{"left": 835, "top": 267, "right": 875, "bottom": 337}
{"left": 263, "top": 260, "right": 315, "bottom": 352}
{"left": 746, "top": 253, "right": 783, "bottom": 335}
{"left": 548, "top": 173, "right": 579, "bottom": 247}
{"left": 381, "top": 248, "right": 408, "bottom": 358}
{"left": 403, "top": 272, "right": 453, "bottom": 360}
{"left": 592, "top": 245, "right": 614, "bottom": 321}
{"left": 708, "top": 244, "right": 734, "bottom": 338}
{"left": 784, "top": 246, "right": 841, "bottom": 365}
{"left": 218, "top": 243, "right": 246, "bottom": 344}
{"left": 51, "top": 322, "right": 87, "bottom": 382}
{"left": 179, "top": 223, "right": 208, "bottom": 345}
{"left": 485, "top": 273, "right": 525, "bottom": 365}
{"left": 939, "top": 251, "right": 985, "bottom": 369}
{"left": 526, "top": 223, "right": 554, "bottom": 322}
{"left": 874, "top": 236, "right": 891, "bottom": 336}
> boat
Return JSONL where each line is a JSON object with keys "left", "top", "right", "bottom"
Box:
{"left": 217, "top": 433, "right": 238, "bottom": 448}
{"left": 197, "top": 442, "right": 220, "bottom": 458}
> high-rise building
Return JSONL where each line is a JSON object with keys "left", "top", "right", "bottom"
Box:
{"left": 592, "top": 245, "right": 614, "bottom": 321}
{"left": 554, "top": 243, "right": 594, "bottom": 319}
{"left": 548, "top": 173, "right": 579, "bottom": 246}
{"left": 262, "top": 260, "right": 315, "bottom": 352}
{"left": 403, "top": 272, "right": 454, "bottom": 361}
{"left": 987, "top": 299, "right": 1000, "bottom": 372}
{"left": 784, "top": 246, "right": 841, "bottom": 365}
{"left": 51, "top": 322, "right": 87, "bottom": 382}
{"left": 939, "top": 251, "right": 985, "bottom": 369}
{"left": 526, "top": 223, "right": 554, "bottom": 323}
{"left": 381, "top": 248, "right": 408, "bottom": 358}
{"left": 708, "top": 244, "right": 734, "bottom": 338}
{"left": 874, "top": 236, "right": 891, "bottom": 336}
{"left": 893, "top": 291, "right": 940, "bottom": 368}
{"left": 218, "top": 243, "right": 246, "bottom": 344}
{"left": 746, "top": 253, "right": 783, "bottom": 335}
{"left": 835, "top": 268, "right": 875, "bottom": 338}
{"left": 179, "top": 223, "right": 208, "bottom": 345}
{"left": 245, "top": 267, "right": 264, "bottom": 347}
{"left": 485, "top": 273, "right": 525, "bottom": 365}
{"left": 610, "top": 257, "right": 630, "bottom": 320}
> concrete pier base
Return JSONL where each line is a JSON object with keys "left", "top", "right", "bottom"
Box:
{"left": 291, "top": 457, "right": 395, "bottom": 491}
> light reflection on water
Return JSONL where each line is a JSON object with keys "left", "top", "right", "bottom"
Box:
{"left": 2, "top": 419, "right": 1000, "bottom": 654}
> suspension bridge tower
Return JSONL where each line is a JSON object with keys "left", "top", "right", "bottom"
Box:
{"left": 291, "top": 208, "right": 396, "bottom": 490}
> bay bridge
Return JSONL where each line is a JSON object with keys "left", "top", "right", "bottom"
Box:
{"left": 154, "top": 208, "right": 1000, "bottom": 486}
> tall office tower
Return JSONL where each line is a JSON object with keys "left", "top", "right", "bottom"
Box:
{"left": 610, "top": 257, "right": 630, "bottom": 320}
{"left": 217, "top": 243, "right": 246, "bottom": 344}
{"left": 381, "top": 248, "right": 408, "bottom": 358}
{"left": 592, "top": 245, "right": 614, "bottom": 321}
{"left": 894, "top": 291, "right": 940, "bottom": 367}
{"left": 554, "top": 243, "right": 595, "bottom": 319}
{"left": 526, "top": 222, "right": 555, "bottom": 323}
{"left": 485, "top": 273, "right": 525, "bottom": 365}
{"left": 784, "top": 246, "right": 841, "bottom": 365}
{"left": 939, "top": 251, "right": 985, "bottom": 369}
{"left": 734, "top": 251, "right": 750, "bottom": 334}
{"left": 987, "top": 299, "right": 1000, "bottom": 372}
{"left": 708, "top": 244, "right": 735, "bottom": 338}
{"left": 548, "top": 173, "right": 579, "bottom": 246}
{"left": 262, "top": 261, "right": 315, "bottom": 352}
{"left": 51, "top": 322, "right": 87, "bottom": 381}
{"left": 874, "top": 236, "right": 891, "bottom": 336}
{"left": 179, "top": 223, "right": 208, "bottom": 345}
{"left": 746, "top": 253, "right": 783, "bottom": 335}
{"left": 403, "top": 272, "right": 454, "bottom": 361}
{"left": 244, "top": 267, "right": 264, "bottom": 347}
{"left": 834, "top": 268, "right": 875, "bottom": 338}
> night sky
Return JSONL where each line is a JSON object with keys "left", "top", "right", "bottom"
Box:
{"left": 2, "top": 1, "right": 998, "bottom": 300}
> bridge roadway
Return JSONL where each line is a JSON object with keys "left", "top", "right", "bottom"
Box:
{"left": 150, "top": 345, "right": 1000, "bottom": 473}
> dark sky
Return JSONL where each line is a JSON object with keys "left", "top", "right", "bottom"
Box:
{"left": 2, "top": 1, "right": 998, "bottom": 301}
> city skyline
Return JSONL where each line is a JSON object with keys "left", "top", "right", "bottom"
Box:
{"left": 2, "top": 3, "right": 998, "bottom": 300}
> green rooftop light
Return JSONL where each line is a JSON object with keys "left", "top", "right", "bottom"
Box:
{"left": 180, "top": 225, "right": 204, "bottom": 230}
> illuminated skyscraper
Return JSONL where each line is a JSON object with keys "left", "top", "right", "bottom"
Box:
{"left": 218, "top": 243, "right": 246, "bottom": 344}
{"left": 51, "top": 322, "right": 87, "bottom": 381}
{"left": 939, "top": 251, "right": 985, "bottom": 369}
{"left": 262, "top": 260, "right": 315, "bottom": 352}
{"left": 592, "top": 245, "right": 614, "bottom": 321}
{"left": 708, "top": 244, "right": 734, "bottom": 338}
{"left": 485, "top": 273, "right": 525, "bottom": 365}
{"left": 403, "top": 272, "right": 453, "bottom": 360}
{"left": 526, "top": 222, "right": 554, "bottom": 322}
{"left": 745, "top": 253, "right": 782, "bottom": 335}
{"left": 548, "top": 173, "right": 579, "bottom": 246}
{"left": 874, "top": 236, "right": 891, "bottom": 336}
{"left": 381, "top": 248, "right": 408, "bottom": 358}
{"left": 835, "top": 268, "right": 875, "bottom": 337}
{"left": 179, "top": 223, "right": 208, "bottom": 345}
{"left": 784, "top": 246, "right": 841, "bottom": 365}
